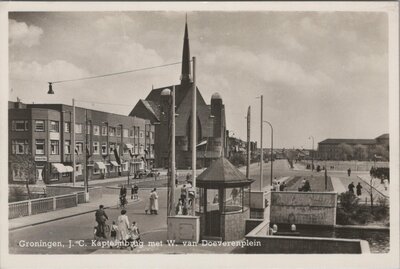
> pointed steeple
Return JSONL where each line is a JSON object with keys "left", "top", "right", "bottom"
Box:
{"left": 180, "top": 16, "right": 192, "bottom": 85}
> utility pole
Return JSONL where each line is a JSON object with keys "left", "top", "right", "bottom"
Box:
{"left": 169, "top": 86, "right": 176, "bottom": 216}
{"left": 246, "top": 106, "right": 251, "bottom": 179}
{"left": 72, "top": 98, "right": 76, "bottom": 186}
{"left": 260, "top": 95, "right": 263, "bottom": 191}
{"left": 191, "top": 56, "right": 197, "bottom": 216}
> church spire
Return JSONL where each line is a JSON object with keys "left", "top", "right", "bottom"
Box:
{"left": 180, "top": 16, "right": 192, "bottom": 85}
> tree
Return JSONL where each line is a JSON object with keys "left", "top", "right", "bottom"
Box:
{"left": 354, "top": 144, "right": 368, "bottom": 161}
{"left": 373, "top": 145, "right": 389, "bottom": 161}
{"left": 9, "top": 154, "right": 37, "bottom": 200}
{"left": 337, "top": 143, "right": 354, "bottom": 160}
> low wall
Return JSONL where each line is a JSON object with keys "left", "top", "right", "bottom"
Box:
{"left": 245, "top": 220, "right": 369, "bottom": 254}
{"left": 221, "top": 209, "right": 250, "bottom": 241}
{"left": 167, "top": 215, "right": 200, "bottom": 243}
{"left": 270, "top": 191, "right": 337, "bottom": 226}
{"left": 246, "top": 234, "right": 368, "bottom": 254}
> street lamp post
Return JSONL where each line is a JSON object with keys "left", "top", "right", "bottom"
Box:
{"left": 309, "top": 136, "right": 314, "bottom": 171}
{"left": 263, "top": 121, "right": 273, "bottom": 186}
{"left": 47, "top": 90, "right": 89, "bottom": 201}
{"left": 259, "top": 95, "right": 263, "bottom": 191}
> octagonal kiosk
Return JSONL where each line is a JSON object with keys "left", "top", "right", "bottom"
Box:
{"left": 197, "top": 157, "right": 253, "bottom": 241}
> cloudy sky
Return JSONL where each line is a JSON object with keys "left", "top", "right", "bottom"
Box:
{"left": 8, "top": 11, "right": 389, "bottom": 149}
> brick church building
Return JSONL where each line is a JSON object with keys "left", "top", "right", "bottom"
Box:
{"left": 129, "top": 21, "right": 227, "bottom": 168}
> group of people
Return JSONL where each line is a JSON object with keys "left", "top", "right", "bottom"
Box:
{"left": 145, "top": 188, "right": 159, "bottom": 215}
{"left": 272, "top": 178, "right": 287, "bottom": 192}
{"left": 94, "top": 205, "right": 141, "bottom": 250}
{"left": 176, "top": 178, "right": 195, "bottom": 215}
{"left": 119, "top": 184, "right": 140, "bottom": 209}
{"left": 298, "top": 178, "right": 311, "bottom": 192}
{"left": 348, "top": 181, "right": 363, "bottom": 196}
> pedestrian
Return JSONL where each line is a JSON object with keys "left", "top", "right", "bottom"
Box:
{"left": 127, "top": 221, "right": 141, "bottom": 250}
{"left": 150, "top": 188, "right": 159, "bottom": 215}
{"left": 132, "top": 184, "right": 139, "bottom": 200}
{"left": 383, "top": 178, "right": 389, "bottom": 191}
{"left": 231, "top": 188, "right": 239, "bottom": 204}
{"left": 175, "top": 199, "right": 183, "bottom": 215}
{"left": 117, "top": 209, "right": 130, "bottom": 247}
{"left": 348, "top": 182, "right": 355, "bottom": 194}
{"left": 186, "top": 173, "right": 191, "bottom": 182}
{"left": 303, "top": 180, "right": 311, "bottom": 192}
{"left": 279, "top": 182, "right": 286, "bottom": 191}
{"left": 111, "top": 221, "right": 118, "bottom": 242}
{"left": 213, "top": 193, "right": 219, "bottom": 204}
{"left": 276, "top": 181, "right": 281, "bottom": 192}
{"left": 272, "top": 177, "right": 278, "bottom": 191}
{"left": 347, "top": 168, "right": 351, "bottom": 177}
{"left": 180, "top": 184, "right": 187, "bottom": 202}
{"left": 145, "top": 190, "right": 152, "bottom": 214}
{"left": 95, "top": 205, "right": 108, "bottom": 239}
{"left": 356, "top": 182, "right": 362, "bottom": 196}
{"left": 131, "top": 185, "right": 134, "bottom": 200}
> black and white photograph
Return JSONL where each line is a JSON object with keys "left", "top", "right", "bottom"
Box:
{"left": 0, "top": 2, "right": 399, "bottom": 269}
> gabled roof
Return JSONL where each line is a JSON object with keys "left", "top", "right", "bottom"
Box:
{"left": 319, "top": 139, "right": 376, "bottom": 145}
{"left": 141, "top": 100, "right": 160, "bottom": 121}
{"left": 197, "top": 158, "right": 253, "bottom": 188}
{"left": 145, "top": 83, "right": 206, "bottom": 110}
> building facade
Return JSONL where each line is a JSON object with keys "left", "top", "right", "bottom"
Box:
{"left": 317, "top": 133, "right": 389, "bottom": 161}
{"left": 9, "top": 101, "right": 154, "bottom": 184}
{"left": 129, "top": 21, "right": 227, "bottom": 169}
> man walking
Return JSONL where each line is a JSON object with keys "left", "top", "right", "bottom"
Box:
{"left": 356, "top": 182, "right": 362, "bottom": 196}
{"left": 348, "top": 182, "right": 355, "bottom": 194}
{"left": 95, "top": 205, "right": 108, "bottom": 238}
{"left": 347, "top": 168, "right": 351, "bottom": 177}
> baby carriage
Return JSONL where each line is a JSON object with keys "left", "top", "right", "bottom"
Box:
{"left": 126, "top": 225, "right": 141, "bottom": 250}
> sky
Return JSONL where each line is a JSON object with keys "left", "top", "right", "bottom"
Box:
{"left": 8, "top": 11, "right": 389, "bottom": 149}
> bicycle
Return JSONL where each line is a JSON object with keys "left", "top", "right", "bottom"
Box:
{"left": 118, "top": 195, "right": 128, "bottom": 209}
{"left": 93, "top": 221, "right": 111, "bottom": 240}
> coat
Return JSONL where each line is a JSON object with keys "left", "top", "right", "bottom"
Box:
{"left": 117, "top": 214, "right": 130, "bottom": 240}
{"left": 150, "top": 191, "right": 159, "bottom": 211}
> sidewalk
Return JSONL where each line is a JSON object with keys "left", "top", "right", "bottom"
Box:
{"left": 331, "top": 177, "right": 347, "bottom": 194}
{"left": 9, "top": 194, "right": 140, "bottom": 231}
{"left": 357, "top": 174, "right": 389, "bottom": 197}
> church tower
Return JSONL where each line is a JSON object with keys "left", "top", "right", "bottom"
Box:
{"left": 180, "top": 17, "right": 192, "bottom": 85}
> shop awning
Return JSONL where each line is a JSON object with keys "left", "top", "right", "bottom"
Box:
{"left": 125, "top": 143, "right": 134, "bottom": 149}
{"left": 110, "top": 161, "right": 120, "bottom": 167}
{"left": 64, "top": 166, "right": 74, "bottom": 172}
{"left": 196, "top": 140, "right": 208, "bottom": 147}
{"left": 52, "top": 163, "right": 67, "bottom": 173}
{"left": 95, "top": 162, "right": 106, "bottom": 169}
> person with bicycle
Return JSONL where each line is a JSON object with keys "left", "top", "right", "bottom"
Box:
{"left": 119, "top": 185, "right": 128, "bottom": 208}
{"left": 95, "top": 205, "right": 109, "bottom": 239}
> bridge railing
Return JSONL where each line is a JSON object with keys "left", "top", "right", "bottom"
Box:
{"left": 8, "top": 192, "right": 82, "bottom": 219}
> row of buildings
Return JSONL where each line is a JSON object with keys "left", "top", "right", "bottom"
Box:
{"left": 317, "top": 134, "right": 389, "bottom": 160}
{"left": 9, "top": 101, "right": 154, "bottom": 184}
{"left": 8, "top": 20, "right": 229, "bottom": 184}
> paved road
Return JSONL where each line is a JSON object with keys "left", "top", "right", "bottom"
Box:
{"left": 9, "top": 186, "right": 170, "bottom": 254}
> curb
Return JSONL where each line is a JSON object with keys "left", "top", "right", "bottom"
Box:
{"left": 9, "top": 199, "right": 142, "bottom": 232}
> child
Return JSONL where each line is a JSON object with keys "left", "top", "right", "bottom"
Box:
{"left": 127, "top": 221, "right": 141, "bottom": 250}
{"left": 111, "top": 221, "right": 118, "bottom": 239}
{"left": 110, "top": 221, "right": 118, "bottom": 248}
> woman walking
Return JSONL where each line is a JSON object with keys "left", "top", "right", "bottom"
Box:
{"left": 117, "top": 209, "right": 130, "bottom": 248}
{"left": 150, "top": 188, "right": 159, "bottom": 215}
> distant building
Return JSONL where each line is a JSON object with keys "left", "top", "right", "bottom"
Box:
{"left": 317, "top": 133, "right": 389, "bottom": 160}
{"left": 129, "top": 21, "right": 227, "bottom": 168}
{"left": 9, "top": 101, "right": 154, "bottom": 184}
